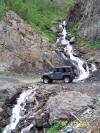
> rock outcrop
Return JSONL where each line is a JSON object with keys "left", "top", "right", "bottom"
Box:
{"left": 67, "top": 0, "right": 100, "bottom": 43}
{"left": 0, "top": 11, "right": 67, "bottom": 72}
{"left": 45, "top": 91, "right": 94, "bottom": 124}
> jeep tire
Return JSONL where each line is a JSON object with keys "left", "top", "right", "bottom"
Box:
{"left": 43, "top": 77, "right": 50, "bottom": 84}
{"left": 49, "top": 79, "right": 53, "bottom": 83}
{"left": 64, "top": 77, "right": 72, "bottom": 83}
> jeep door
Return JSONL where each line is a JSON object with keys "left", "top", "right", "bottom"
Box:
{"left": 52, "top": 68, "right": 63, "bottom": 80}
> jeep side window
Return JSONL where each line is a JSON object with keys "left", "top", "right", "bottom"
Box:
{"left": 62, "top": 68, "right": 66, "bottom": 72}
{"left": 65, "top": 68, "right": 70, "bottom": 72}
{"left": 59, "top": 68, "right": 63, "bottom": 72}
{"left": 54, "top": 68, "right": 59, "bottom": 72}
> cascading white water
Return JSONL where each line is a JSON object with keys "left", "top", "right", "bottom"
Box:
{"left": 3, "top": 86, "right": 38, "bottom": 133}
{"left": 91, "top": 63, "right": 97, "bottom": 72}
{"left": 21, "top": 123, "right": 33, "bottom": 133}
{"left": 57, "top": 20, "right": 97, "bottom": 81}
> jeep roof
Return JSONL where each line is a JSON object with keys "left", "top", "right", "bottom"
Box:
{"left": 55, "top": 66, "right": 73, "bottom": 69}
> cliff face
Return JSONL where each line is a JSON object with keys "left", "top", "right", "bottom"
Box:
{"left": 67, "top": 0, "right": 100, "bottom": 43}
{"left": 0, "top": 11, "right": 66, "bottom": 72}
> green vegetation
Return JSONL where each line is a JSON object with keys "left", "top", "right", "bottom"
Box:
{"left": 91, "top": 51, "right": 96, "bottom": 57}
{"left": 71, "top": 22, "right": 80, "bottom": 36}
{"left": 26, "top": 73, "right": 36, "bottom": 78}
{"left": 19, "top": 72, "right": 42, "bottom": 78}
{"left": 0, "top": 72, "right": 16, "bottom": 76}
{"left": 78, "top": 40, "right": 100, "bottom": 48}
{"left": 0, "top": 71, "right": 41, "bottom": 78}
{"left": 46, "top": 122, "right": 64, "bottom": 133}
{"left": 1, "top": 0, "right": 74, "bottom": 42}
{"left": 0, "top": 0, "right": 8, "bottom": 20}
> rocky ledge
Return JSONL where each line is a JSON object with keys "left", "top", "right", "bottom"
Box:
{"left": 0, "top": 11, "right": 67, "bottom": 73}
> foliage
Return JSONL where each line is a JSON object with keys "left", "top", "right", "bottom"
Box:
{"left": 0, "top": 0, "right": 8, "bottom": 20}
{"left": 71, "top": 22, "right": 80, "bottom": 36}
{"left": 46, "top": 122, "right": 64, "bottom": 133}
{"left": 78, "top": 40, "right": 100, "bottom": 48}
{"left": 0, "top": 72, "right": 16, "bottom": 76}
{"left": 3, "top": 0, "right": 74, "bottom": 42}
{"left": 0, "top": 71, "right": 42, "bottom": 78}
{"left": 91, "top": 52, "right": 96, "bottom": 57}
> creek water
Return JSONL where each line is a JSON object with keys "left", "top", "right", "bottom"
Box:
{"left": 57, "top": 20, "right": 97, "bottom": 81}
{"left": 3, "top": 86, "right": 38, "bottom": 133}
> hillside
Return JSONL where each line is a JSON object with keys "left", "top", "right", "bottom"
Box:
{"left": 0, "top": 0, "right": 74, "bottom": 42}
{"left": 0, "top": 1, "right": 100, "bottom": 133}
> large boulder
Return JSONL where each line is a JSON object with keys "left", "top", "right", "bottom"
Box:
{"left": 67, "top": 0, "right": 100, "bottom": 43}
{"left": 0, "top": 11, "right": 67, "bottom": 72}
{"left": 45, "top": 91, "right": 94, "bottom": 124}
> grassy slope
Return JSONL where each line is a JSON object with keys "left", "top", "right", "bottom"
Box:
{"left": 1, "top": 0, "right": 74, "bottom": 42}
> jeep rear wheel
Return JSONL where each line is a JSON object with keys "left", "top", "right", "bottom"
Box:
{"left": 43, "top": 77, "right": 49, "bottom": 84}
{"left": 64, "top": 77, "right": 71, "bottom": 83}
{"left": 49, "top": 79, "right": 53, "bottom": 83}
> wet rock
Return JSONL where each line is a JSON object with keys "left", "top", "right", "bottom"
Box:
{"left": 70, "top": 37, "right": 76, "bottom": 44}
{"left": 0, "top": 119, "right": 9, "bottom": 127}
{"left": 30, "top": 127, "right": 39, "bottom": 133}
{"left": 45, "top": 91, "right": 94, "bottom": 124}
{"left": 42, "top": 122, "right": 50, "bottom": 128}
{"left": 32, "top": 119, "right": 36, "bottom": 127}
{"left": 79, "top": 45, "right": 91, "bottom": 54}
{"left": 5, "top": 90, "right": 22, "bottom": 105}
{"left": 35, "top": 116, "right": 44, "bottom": 128}
{"left": 12, "top": 129, "right": 18, "bottom": 133}
{"left": 35, "top": 112, "right": 50, "bottom": 128}
{"left": 60, "top": 126, "right": 73, "bottom": 133}
{"left": 63, "top": 126, "right": 73, "bottom": 133}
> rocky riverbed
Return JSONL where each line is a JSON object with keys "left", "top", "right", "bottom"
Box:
{"left": 0, "top": 73, "right": 100, "bottom": 133}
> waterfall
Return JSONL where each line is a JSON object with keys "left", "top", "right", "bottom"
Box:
{"left": 21, "top": 123, "right": 33, "bottom": 133}
{"left": 91, "top": 63, "right": 97, "bottom": 72}
{"left": 3, "top": 86, "right": 38, "bottom": 133}
{"left": 57, "top": 20, "right": 97, "bottom": 81}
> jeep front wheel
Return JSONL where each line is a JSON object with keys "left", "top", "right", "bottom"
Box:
{"left": 43, "top": 77, "right": 49, "bottom": 84}
{"left": 64, "top": 77, "right": 71, "bottom": 83}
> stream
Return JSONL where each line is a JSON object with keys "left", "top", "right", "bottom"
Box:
{"left": 3, "top": 86, "right": 39, "bottom": 133}
{"left": 57, "top": 20, "right": 97, "bottom": 81}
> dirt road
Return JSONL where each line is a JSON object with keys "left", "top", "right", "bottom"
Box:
{"left": 0, "top": 73, "right": 100, "bottom": 107}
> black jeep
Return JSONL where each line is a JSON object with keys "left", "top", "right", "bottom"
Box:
{"left": 42, "top": 66, "right": 75, "bottom": 84}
